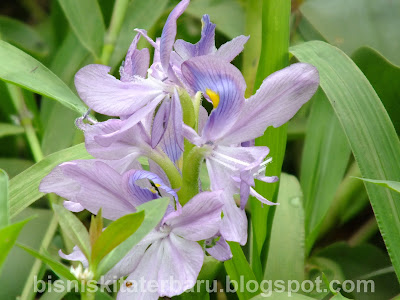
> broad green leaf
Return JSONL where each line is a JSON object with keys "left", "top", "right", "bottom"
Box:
{"left": 92, "top": 210, "right": 145, "bottom": 266}
{"left": 186, "top": 0, "right": 245, "bottom": 39}
{"left": 224, "top": 242, "right": 260, "bottom": 299}
{"left": 0, "top": 123, "right": 24, "bottom": 138}
{"left": 265, "top": 173, "right": 305, "bottom": 282}
{"left": 352, "top": 47, "right": 400, "bottom": 134}
{"left": 9, "top": 143, "right": 91, "bottom": 218}
{"left": 314, "top": 242, "right": 400, "bottom": 299}
{"left": 250, "top": 292, "right": 317, "bottom": 299}
{"left": 356, "top": 178, "right": 400, "bottom": 195}
{"left": 0, "top": 158, "right": 33, "bottom": 178}
{"left": 250, "top": 0, "right": 290, "bottom": 279}
{"left": 0, "top": 208, "right": 53, "bottom": 300}
{"left": 96, "top": 197, "right": 169, "bottom": 277}
{"left": 109, "top": 0, "right": 168, "bottom": 68}
{"left": 0, "top": 169, "right": 9, "bottom": 228}
{"left": 300, "top": 0, "right": 400, "bottom": 65}
{"left": 57, "top": 0, "right": 105, "bottom": 59}
{"left": 53, "top": 204, "right": 91, "bottom": 260}
{"left": 291, "top": 40, "right": 400, "bottom": 280}
{"left": 0, "top": 41, "right": 86, "bottom": 114}
{"left": 17, "top": 243, "right": 77, "bottom": 281}
{"left": 41, "top": 31, "right": 91, "bottom": 155}
{"left": 0, "top": 16, "right": 48, "bottom": 57}
{"left": 331, "top": 294, "right": 352, "bottom": 300}
{"left": 0, "top": 218, "right": 30, "bottom": 272}
{"left": 300, "top": 88, "right": 351, "bottom": 253}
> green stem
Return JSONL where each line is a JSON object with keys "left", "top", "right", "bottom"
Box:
{"left": 178, "top": 146, "right": 208, "bottom": 205}
{"left": 81, "top": 289, "right": 96, "bottom": 300}
{"left": 100, "top": 0, "right": 130, "bottom": 65}
{"left": 249, "top": 0, "right": 291, "bottom": 279}
{"left": 149, "top": 151, "right": 182, "bottom": 190}
{"left": 20, "top": 215, "right": 59, "bottom": 300}
{"left": 6, "top": 84, "right": 43, "bottom": 162}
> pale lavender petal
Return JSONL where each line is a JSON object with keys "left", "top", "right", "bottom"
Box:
{"left": 94, "top": 95, "right": 164, "bottom": 148}
{"left": 222, "top": 63, "right": 319, "bottom": 145}
{"left": 174, "top": 14, "right": 216, "bottom": 60}
{"left": 219, "top": 194, "right": 248, "bottom": 245}
{"left": 59, "top": 246, "right": 88, "bottom": 268}
{"left": 206, "top": 237, "right": 232, "bottom": 261}
{"left": 258, "top": 175, "right": 279, "bottom": 183}
{"left": 123, "top": 169, "right": 178, "bottom": 203}
{"left": 160, "top": 0, "right": 190, "bottom": 72}
{"left": 250, "top": 187, "right": 278, "bottom": 206}
{"left": 215, "top": 35, "right": 249, "bottom": 62}
{"left": 134, "top": 29, "right": 157, "bottom": 48}
{"left": 117, "top": 240, "right": 163, "bottom": 300}
{"left": 75, "top": 64, "right": 164, "bottom": 116}
{"left": 40, "top": 160, "right": 136, "bottom": 220}
{"left": 120, "top": 33, "right": 150, "bottom": 80}
{"left": 181, "top": 56, "right": 246, "bottom": 142}
{"left": 167, "top": 191, "right": 223, "bottom": 241}
{"left": 63, "top": 201, "right": 84, "bottom": 212}
{"left": 84, "top": 119, "right": 150, "bottom": 160}
{"left": 198, "top": 105, "right": 209, "bottom": 134}
{"left": 151, "top": 99, "right": 171, "bottom": 148}
{"left": 172, "top": 89, "right": 184, "bottom": 151}
{"left": 182, "top": 124, "right": 202, "bottom": 146}
{"left": 158, "top": 234, "right": 204, "bottom": 297}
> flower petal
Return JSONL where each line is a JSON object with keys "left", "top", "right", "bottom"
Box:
{"left": 219, "top": 193, "right": 248, "bottom": 245}
{"left": 63, "top": 201, "right": 84, "bottom": 212}
{"left": 222, "top": 63, "right": 319, "bottom": 145}
{"left": 174, "top": 14, "right": 216, "bottom": 61}
{"left": 206, "top": 237, "right": 232, "bottom": 261}
{"left": 158, "top": 233, "right": 204, "bottom": 297}
{"left": 40, "top": 160, "right": 136, "bottom": 220}
{"left": 151, "top": 99, "right": 171, "bottom": 148}
{"left": 59, "top": 246, "right": 88, "bottom": 268}
{"left": 167, "top": 191, "right": 223, "bottom": 241}
{"left": 160, "top": 0, "right": 190, "bottom": 72}
{"left": 75, "top": 64, "right": 164, "bottom": 116}
{"left": 181, "top": 56, "right": 246, "bottom": 142}
{"left": 215, "top": 35, "right": 249, "bottom": 62}
{"left": 120, "top": 33, "right": 150, "bottom": 80}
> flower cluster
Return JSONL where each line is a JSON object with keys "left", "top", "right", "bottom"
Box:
{"left": 40, "top": 0, "right": 319, "bottom": 298}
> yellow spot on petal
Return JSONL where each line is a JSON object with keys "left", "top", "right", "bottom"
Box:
{"left": 155, "top": 183, "right": 161, "bottom": 187}
{"left": 206, "top": 88, "right": 220, "bottom": 109}
{"left": 150, "top": 188, "right": 157, "bottom": 194}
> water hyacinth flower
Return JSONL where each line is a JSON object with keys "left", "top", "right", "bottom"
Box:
{"left": 38, "top": 0, "right": 320, "bottom": 298}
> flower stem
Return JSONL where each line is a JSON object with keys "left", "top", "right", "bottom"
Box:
{"left": 178, "top": 146, "right": 208, "bottom": 205}
{"left": 149, "top": 151, "right": 182, "bottom": 190}
{"left": 100, "top": 0, "right": 130, "bottom": 65}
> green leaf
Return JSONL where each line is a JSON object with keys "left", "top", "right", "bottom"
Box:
{"left": 355, "top": 178, "right": 400, "bottom": 195}
{"left": 0, "top": 158, "right": 33, "bottom": 178}
{"left": 0, "top": 16, "right": 48, "bottom": 57}
{"left": 0, "top": 41, "right": 87, "bottom": 114}
{"left": 186, "top": 0, "right": 245, "bottom": 39}
{"left": 0, "top": 218, "right": 30, "bottom": 272}
{"left": 0, "top": 123, "right": 24, "bottom": 138}
{"left": 352, "top": 47, "right": 400, "bottom": 134}
{"left": 250, "top": 292, "right": 317, "bottom": 299}
{"left": 92, "top": 210, "right": 145, "bottom": 266}
{"left": 57, "top": 0, "right": 105, "bottom": 59}
{"left": 300, "top": 0, "right": 400, "bottom": 65}
{"left": 265, "top": 173, "right": 305, "bottom": 282}
{"left": 17, "top": 243, "right": 77, "bottom": 281}
{"left": 0, "top": 169, "right": 9, "bottom": 228}
{"left": 109, "top": 0, "right": 169, "bottom": 68}
{"left": 53, "top": 204, "right": 91, "bottom": 260}
{"left": 224, "top": 242, "right": 260, "bottom": 299}
{"left": 96, "top": 197, "right": 169, "bottom": 277}
{"left": 291, "top": 40, "right": 400, "bottom": 280}
{"left": 9, "top": 143, "right": 91, "bottom": 218}
{"left": 300, "top": 88, "right": 351, "bottom": 253}
{"left": 41, "top": 30, "right": 91, "bottom": 155}
{"left": 314, "top": 242, "right": 400, "bottom": 299}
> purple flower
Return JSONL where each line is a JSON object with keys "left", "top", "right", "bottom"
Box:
{"left": 109, "top": 191, "right": 223, "bottom": 299}
{"left": 180, "top": 56, "right": 319, "bottom": 243}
